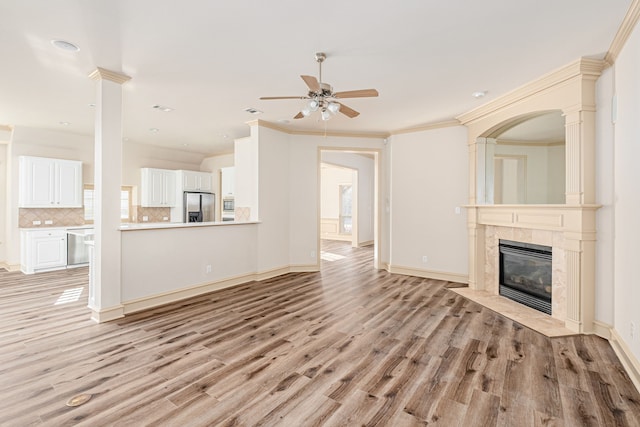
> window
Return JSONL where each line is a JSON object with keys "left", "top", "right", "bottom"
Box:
{"left": 83, "top": 185, "right": 133, "bottom": 223}
{"left": 339, "top": 184, "right": 352, "bottom": 235}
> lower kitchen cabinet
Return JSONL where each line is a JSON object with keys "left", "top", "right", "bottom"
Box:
{"left": 21, "top": 229, "right": 67, "bottom": 274}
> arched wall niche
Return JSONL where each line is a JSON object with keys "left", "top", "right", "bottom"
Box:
{"left": 476, "top": 110, "right": 566, "bottom": 205}
{"left": 457, "top": 58, "right": 604, "bottom": 334}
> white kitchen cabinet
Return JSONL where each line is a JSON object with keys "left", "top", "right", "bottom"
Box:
{"left": 19, "top": 156, "right": 83, "bottom": 208}
{"left": 20, "top": 229, "right": 67, "bottom": 274}
{"left": 180, "top": 170, "right": 213, "bottom": 192}
{"left": 221, "top": 167, "right": 235, "bottom": 196}
{"left": 141, "top": 168, "right": 177, "bottom": 207}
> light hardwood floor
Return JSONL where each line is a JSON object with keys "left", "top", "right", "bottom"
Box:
{"left": 1, "top": 241, "right": 639, "bottom": 426}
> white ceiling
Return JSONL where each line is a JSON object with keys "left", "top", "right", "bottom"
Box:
{"left": 0, "top": 1, "right": 631, "bottom": 156}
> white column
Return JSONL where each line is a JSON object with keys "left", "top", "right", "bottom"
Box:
{"left": 88, "top": 67, "right": 130, "bottom": 322}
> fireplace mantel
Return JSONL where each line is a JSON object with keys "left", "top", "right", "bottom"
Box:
{"left": 459, "top": 58, "right": 605, "bottom": 335}
{"left": 466, "top": 204, "right": 600, "bottom": 333}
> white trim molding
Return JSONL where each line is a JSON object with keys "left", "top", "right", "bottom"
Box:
{"left": 610, "top": 328, "right": 640, "bottom": 394}
{"left": 605, "top": 0, "right": 640, "bottom": 66}
{"left": 121, "top": 264, "right": 320, "bottom": 317}
{"left": 387, "top": 264, "right": 468, "bottom": 284}
{"left": 90, "top": 305, "right": 125, "bottom": 323}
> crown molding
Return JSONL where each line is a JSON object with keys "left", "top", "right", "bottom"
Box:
{"left": 390, "top": 119, "right": 461, "bottom": 135}
{"left": 456, "top": 58, "right": 605, "bottom": 126}
{"left": 88, "top": 67, "right": 132, "bottom": 84}
{"left": 247, "top": 119, "right": 389, "bottom": 139}
{"left": 0, "top": 124, "right": 13, "bottom": 132}
{"left": 605, "top": 0, "right": 640, "bottom": 66}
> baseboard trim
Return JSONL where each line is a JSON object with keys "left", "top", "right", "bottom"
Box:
{"left": 123, "top": 272, "right": 257, "bottom": 315}
{"left": 1, "top": 262, "right": 21, "bottom": 272}
{"left": 593, "top": 320, "right": 612, "bottom": 339}
{"left": 90, "top": 305, "right": 125, "bottom": 323}
{"left": 609, "top": 328, "right": 640, "bottom": 394}
{"left": 358, "top": 240, "right": 374, "bottom": 247}
{"left": 122, "top": 265, "right": 319, "bottom": 316}
{"left": 289, "top": 264, "right": 319, "bottom": 273}
{"left": 388, "top": 264, "right": 468, "bottom": 284}
{"left": 254, "top": 267, "right": 291, "bottom": 281}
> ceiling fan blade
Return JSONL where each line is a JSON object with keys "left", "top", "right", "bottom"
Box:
{"left": 337, "top": 102, "right": 360, "bottom": 118}
{"left": 293, "top": 112, "right": 304, "bottom": 119}
{"left": 300, "top": 75, "right": 320, "bottom": 92}
{"left": 260, "top": 96, "right": 308, "bottom": 100}
{"left": 333, "top": 89, "right": 379, "bottom": 98}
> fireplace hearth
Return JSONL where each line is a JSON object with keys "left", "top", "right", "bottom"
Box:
{"left": 499, "top": 240, "right": 552, "bottom": 314}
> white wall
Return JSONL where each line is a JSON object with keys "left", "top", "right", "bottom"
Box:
{"left": 255, "top": 126, "right": 291, "bottom": 273}
{"left": 121, "top": 224, "right": 258, "bottom": 301}
{"left": 611, "top": 20, "right": 640, "bottom": 360}
{"left": 389, "top": 126, "right": 469, "bottom": 277}
{"left": 595, "top": 66, "right": 615, "bottom": 327}
{"left": 0, "top": 144, "right": 8, "bottom": 264}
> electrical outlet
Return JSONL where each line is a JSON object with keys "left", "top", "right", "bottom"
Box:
{"left": 206, "top": 265, "right": 212, "bottom": 274}
{"left": 44, "top": 220, "right": 53, "bottom": 225}
{"left": 142, "top": 216, "right": 149, "bottom": 222}
{"left": 455, "top": 207, "right": 461, "bottom": 215}
{"left": 422, "top": 255, "right": 428, "bottom": 264}
{"left": 162, "top": 216, "right": 168, "bottom": 221}
{"left": 310, "top": 251, "right": 316, "bottom": 258}
{"left": 32, "top": 220, "right": 41, "bottom": 225}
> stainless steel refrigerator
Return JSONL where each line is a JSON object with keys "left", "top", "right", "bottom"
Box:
{"left": 183, "top": 192, "right": 215, "bottom": 222}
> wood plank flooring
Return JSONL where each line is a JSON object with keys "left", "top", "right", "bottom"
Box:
{"left": 1, "top": 240, "right": 639, "bottom": 426}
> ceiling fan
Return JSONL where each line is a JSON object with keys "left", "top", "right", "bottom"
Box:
{"left": 260, "top": 52, "right": 379, "bottom": 121}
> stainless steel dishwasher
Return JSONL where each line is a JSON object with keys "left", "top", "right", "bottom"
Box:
{"left": 67, "top": 228, "right": 93, "bottom": 267}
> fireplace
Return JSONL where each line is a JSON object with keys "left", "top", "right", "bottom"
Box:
{"left": 499, "top": 240, "right": 552, "bottom": 315}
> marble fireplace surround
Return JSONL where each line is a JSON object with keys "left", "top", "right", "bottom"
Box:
{"left": 464, "top": 204, "right": 599, "bottom": 335}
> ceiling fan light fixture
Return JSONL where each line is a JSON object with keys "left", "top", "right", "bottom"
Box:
{"left": 327, "top": 102, "right": 340, "bottom": 114}
{"left": 301, "top": 106, "right": 311, "bottom": 117}
{"left": 321, "top": 109, "right": 331, "bottom": 121}
{"left": 308, "top": 99, "right": 319, "bottom": 112}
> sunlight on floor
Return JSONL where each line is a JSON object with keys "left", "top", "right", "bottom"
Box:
{"left": 320, "top": 251, "right": 346, "bottom": 262}
{"left": 54, "top": 287, "right": 84, "bottom": 305}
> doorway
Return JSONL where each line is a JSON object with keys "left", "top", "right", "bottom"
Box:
{"left": 318, "top": 148, "right": 380, "bottom": 269}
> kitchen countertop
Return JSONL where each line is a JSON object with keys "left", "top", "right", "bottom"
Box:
{"left": 119, "top": 220, "right": 259, "bottom": 231}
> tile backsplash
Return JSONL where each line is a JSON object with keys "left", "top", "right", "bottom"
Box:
{"left": 20, "top": 206, "right": 171, "bottom": 228}
{"left": 19, "top": 208, "right": 85, "bottom": 228}
{"left": 134, "top": 206, "right": 171, "bottom": 223}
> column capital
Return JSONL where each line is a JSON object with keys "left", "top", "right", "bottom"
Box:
{"left": 88, "top": 67, "right": 131, "bottom": 85}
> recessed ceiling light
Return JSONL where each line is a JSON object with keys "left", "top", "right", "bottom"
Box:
{"left": 149, "top": 128, "right": 159, "bottom": 132}
{"left": 51, "top": 39, "right": 80, "bottom": 52}
{"left": 244, "top": 107, "right": 263, "bottom": 115}
{"left": 59, "top": 121, "right": 70, "bottom": 126}
{"left": 472, "top": 90, "right": 487, "bottom": 99}
{"left": 152, "top": 104, "right": 174, "bottom": 112}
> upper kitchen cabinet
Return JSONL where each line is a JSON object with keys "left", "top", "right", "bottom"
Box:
{"left": 179, "top": 170, "right": 213, "bottom": 192}
{"left": 141, "top": 168, "right": 177, "bottom": 207}
{"left": 19, "top": 156, "right": 83, "bottom": 208}
{"left": 221, "top": 167, "right": 235, "bottom": 196}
